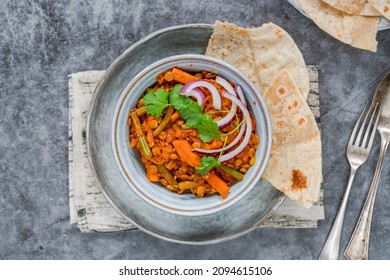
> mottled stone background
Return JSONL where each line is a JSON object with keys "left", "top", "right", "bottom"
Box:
{"left": 0, "top": 0, "right": 389, "bottom": 259}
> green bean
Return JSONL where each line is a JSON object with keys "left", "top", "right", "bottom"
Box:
{"left": 128, "top": 106, "right": 147, "bottom": 116}
{"left": 157, "top": 164, "right": 177, "bottom": 186}
{"left": 130, "top": 110, "right": 152, "bottom": 159}
{"left": 153, "top": 106, "right": 174, "bottom": 136}
{"left": 136, "top": 106, "right": 147, "bottom": 116}
{"left": 217, "top": 164, "right": 244, "bottom": 181}
{"left": 178, "top": 181, "right": 198, "bottom": 190}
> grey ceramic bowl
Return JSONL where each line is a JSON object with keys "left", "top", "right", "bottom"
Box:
{"left": 113, "top": 54, "right": 272, "bottom": 216}
{"left": 87, "top": 24, "right": 285, "bottom": 244}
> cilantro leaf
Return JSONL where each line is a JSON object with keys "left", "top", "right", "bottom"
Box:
{"left": 144, "top": 83, "right": 221, "bottom": 143}
{"left": 143, "top": 88, "right": 170, "bottom": 118}
{"left": 169, "top": 84, "right": 184, "bottom": 105}
{"left": 178, "top": 102, "right": 203, "bottom": 127}
{"left": 169, "top": 85, "right": 190, "bottom": 111}
{"left": 196, "top": 114, "right": 221, "bottom": 142}
{"left": 195, "top": 156, "right": 221, "bottom": 175}
{"left": 170, "top": 85, "right": 221, "bottom": 142}
{"left": 170, "top": 85, "right": 203, "bottom": 127}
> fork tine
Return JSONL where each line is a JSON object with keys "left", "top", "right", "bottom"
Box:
{"left": 355, "top": 103, "right": 372, "bottom": 146}
{"left": 349, "top": 103, "right": 368, "bottom": 147}
{"left": 362, "top": 103, "right": 379, "bottom": 148}
{"left": 366, "top": 103, "right": 381, "bottom": 150}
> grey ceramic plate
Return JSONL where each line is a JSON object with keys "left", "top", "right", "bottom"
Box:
{"left": 87, "top": 24, "right": 285, "bottom": 244}
{"left": 287, "top": 0, "right": 390, "bottom": 31}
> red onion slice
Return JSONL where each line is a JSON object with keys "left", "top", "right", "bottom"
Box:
{"left": 213, "top": 76, "right": 239, "bottom": 128}
{"left": 215, "top": 101, "right": 237, "bottom": 128}
{"left": 181, "top": 88, "right": 205, "bottom": 108}
{"left": 181, "top": 80, "right": 222, "bottom": 110}
{"left": 215, "top": 76, "right": 236, "bottom": 96}
{"left": 235, "top": 86, "right": 247, "bottom": 107}
{"left": 219, "top": 93, "right": 252, "bottom": 162}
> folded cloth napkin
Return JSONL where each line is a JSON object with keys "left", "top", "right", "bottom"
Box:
{"left": 68, "top": 66, "right": 324, "bottom": 233}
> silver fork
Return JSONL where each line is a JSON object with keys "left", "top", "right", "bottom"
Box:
{"left": 319, "top": 102, "right": 381, "bottom": 260}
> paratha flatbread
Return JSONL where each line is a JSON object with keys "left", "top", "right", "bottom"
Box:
{"left": 206, "top": 21, "right": 310, "bottom": 99}
{"left": 262, "top": 70, "right": 322, "bottom": 208}
{"left": 299, "top": 0, "right": 380, "bottom": 52}
{"left": 322, "top": 0, "right": 381, "bottom": 16}
{"left": 369, "top": 0, "right": 390, "bottom": 20}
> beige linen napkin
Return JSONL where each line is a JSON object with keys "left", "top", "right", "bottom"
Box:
{"left": 68, "top": 66, "right": 324, "bottom": 233}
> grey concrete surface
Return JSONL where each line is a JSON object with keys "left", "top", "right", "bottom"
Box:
{"left": 0, "top": 0, "right": 389, "bottom": 260}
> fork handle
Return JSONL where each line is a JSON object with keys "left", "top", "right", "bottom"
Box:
{"left": 318, "top": 168, "right": 357, "bottom": 260}
{"left": 344, "top": 137, "right": 389, "bottom": 260}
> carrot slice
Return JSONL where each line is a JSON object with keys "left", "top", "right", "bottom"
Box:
{"left": 205, "top": 171, "right": 230, "bottom": 199}
{"left": 209, "top": 138, "right": 223, "bottom": 149}
{"left": 170, "top": 110, "right": 180, "bottom": 122}
{"left": 171, "top": 68, "right": 199, "bottom": 84}
{"left": 172, "top": 139, "right": 230, "bottom": 198}
{"left": 172, "top": 140, "right": 201, "bottom": 167}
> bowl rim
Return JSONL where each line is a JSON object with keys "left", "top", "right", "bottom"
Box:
{"left": 111, "top": 53, "right": 273, "bottom": 216}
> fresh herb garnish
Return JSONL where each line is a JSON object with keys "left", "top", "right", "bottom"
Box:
{"left": 169, "top": 85, "right": 204, "bottom": 127}
{"left": 148, "top": 84, "right": 221, "bottom": 142}
{"left": 196, "top": 114, "right": 221, "bottom": 142}
{"left": 195, "top": 156, "right": 221, "bottom": 175}
{"left": 143, "top": 88, "right": 170, "bottom": 118}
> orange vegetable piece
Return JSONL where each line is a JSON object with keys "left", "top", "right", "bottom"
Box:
{"left": 170, "top": 111, "right": 180, "bottom": 122}
{"left": 204, "top": 171, "right": 230, "bottom": 199}
{"left": 172, "top": 140, "right": 230, "bottom": 198}
{"left": 172, "top": 140, "right": 201, "bottom": 167}
{"left": 164, "top": 71, "right": 173, "bottom": 82}
{"left": 174, "top": 128, "right": 182, "bottom": 139}
{"left": 171, "top": 68, "right": 199, "bottom": 84}
{"left": 209, "top": 138, "right": 223, "bottom": 149}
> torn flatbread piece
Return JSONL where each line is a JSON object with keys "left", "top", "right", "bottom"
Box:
{"left": 299, "top": 0, "right": 380, "bottom": 52}
{"left": 369, "top": 0, "right": 390, "bottom": 20}
{"left": 322, "top": 0, "right": 381, "bottom": 16}
{"left": 262, "top": 70, "right": 322, "bottom": 208}
{"left": 206, "top": 20, "right": 310, "bottom": 99}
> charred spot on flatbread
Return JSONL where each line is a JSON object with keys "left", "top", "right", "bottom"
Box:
{"left": 291, "top": 169, "right": 308, "bottom": 191}
{"left": 297, "top": 118, "right": 305, "bottom": 125}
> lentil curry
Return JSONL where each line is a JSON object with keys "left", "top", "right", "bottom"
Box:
{"left": 128, "top": 67, "right": 259, "bottom": 198}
